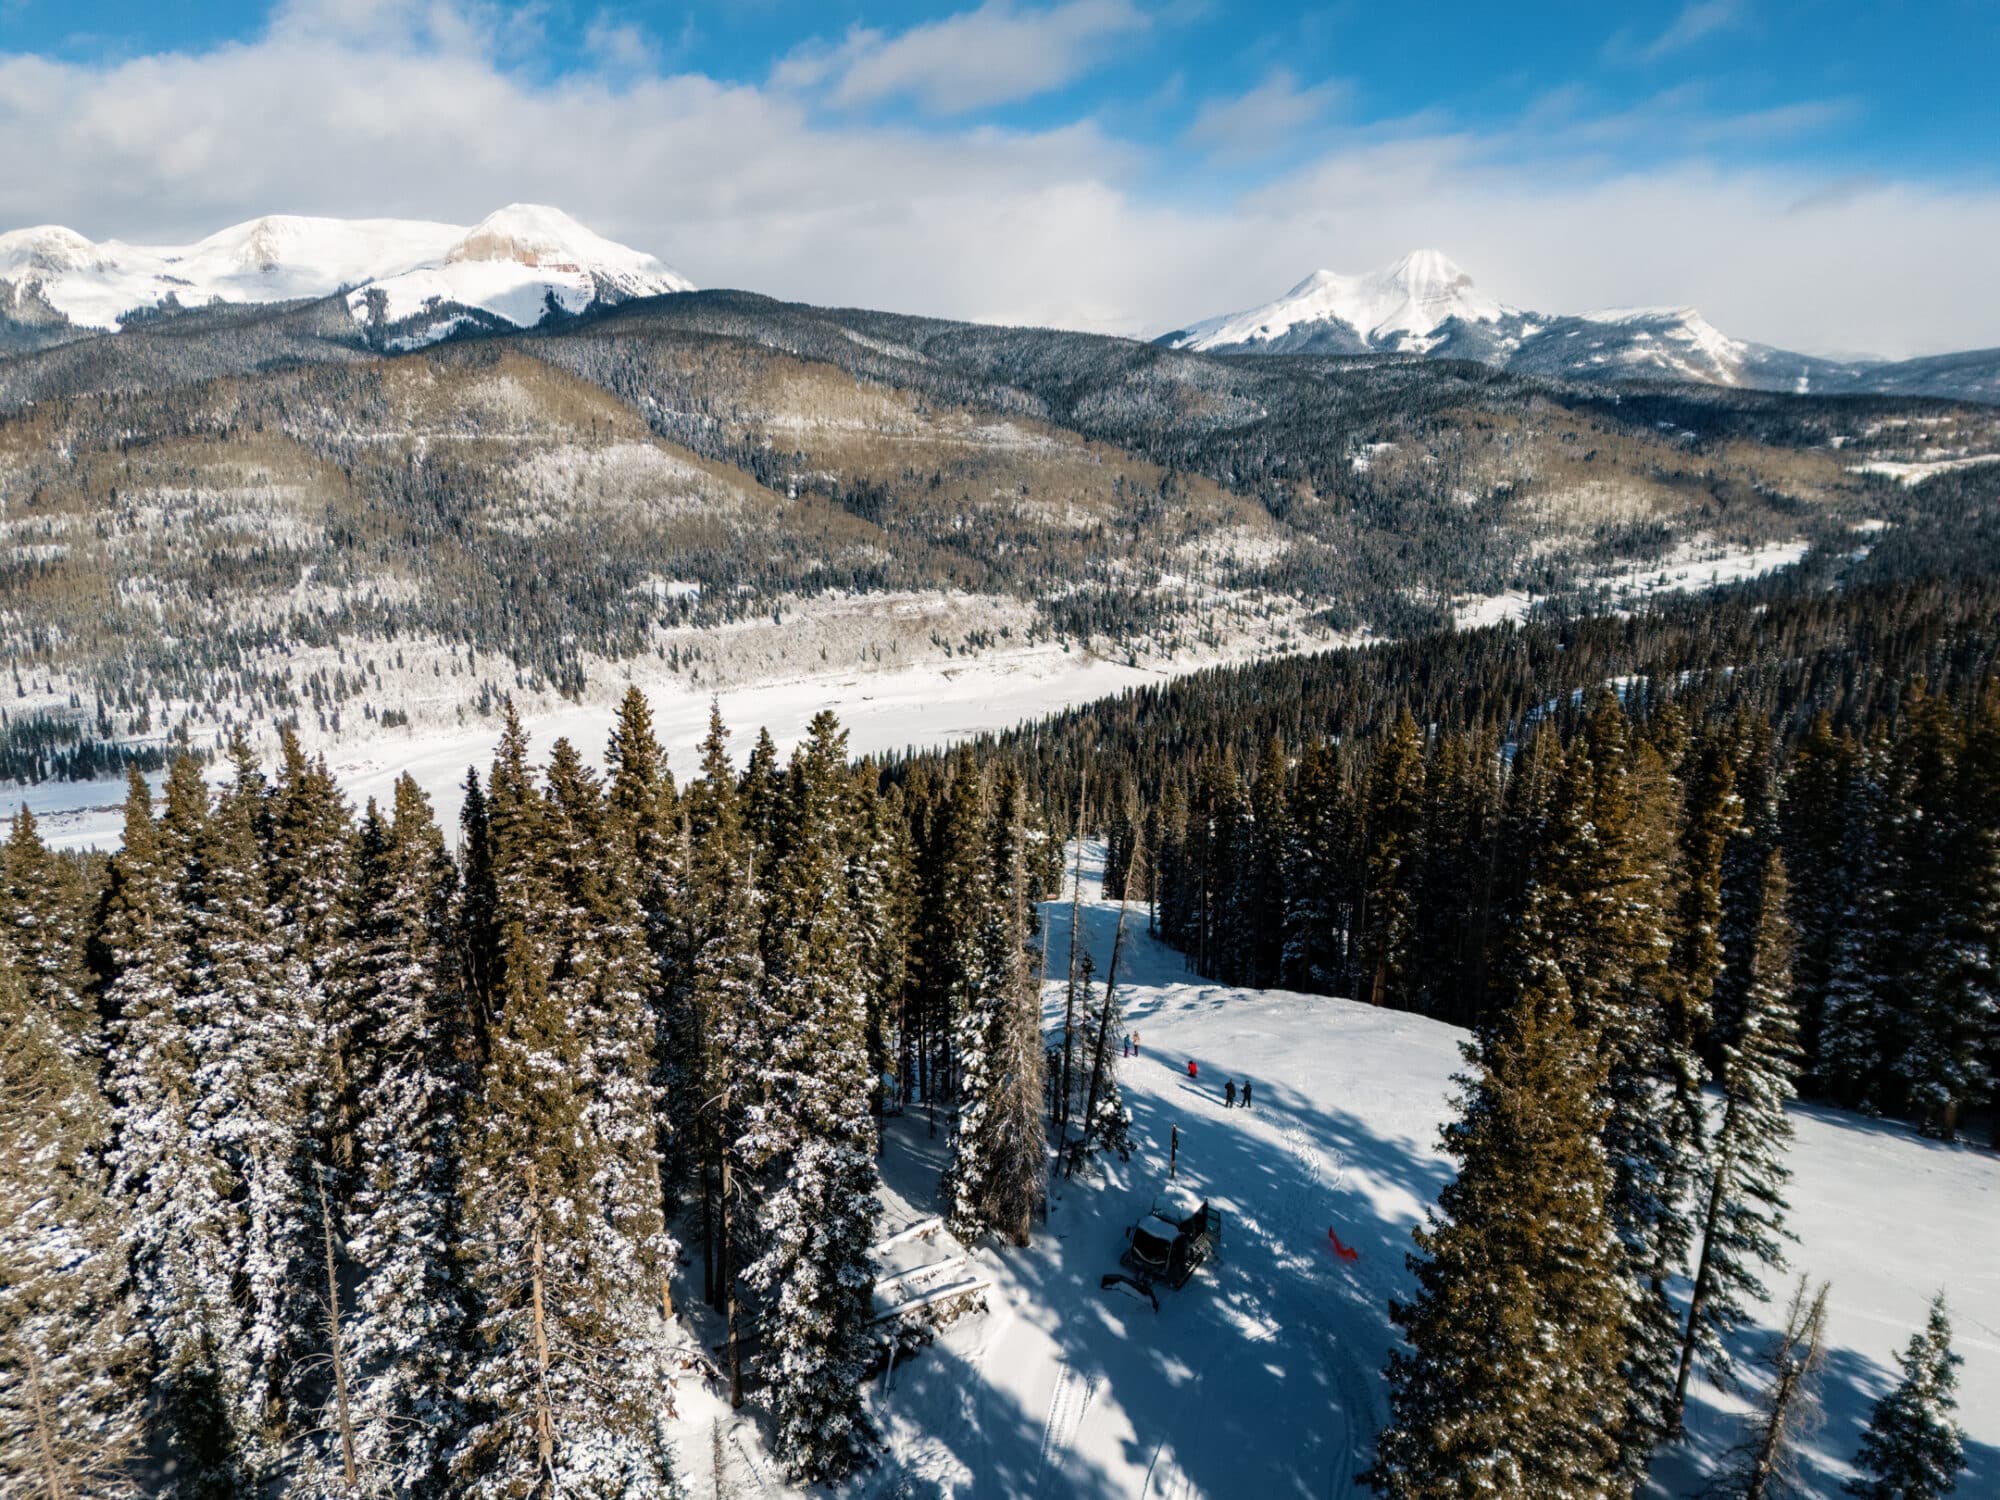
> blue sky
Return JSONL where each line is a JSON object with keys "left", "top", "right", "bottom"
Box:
{"left": 3, "top": 1, "right": 1997, "bottom": 353}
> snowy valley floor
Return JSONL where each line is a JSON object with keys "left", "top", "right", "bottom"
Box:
{"left": 672, "top": 846, "right": 1997, "bottom": 1499}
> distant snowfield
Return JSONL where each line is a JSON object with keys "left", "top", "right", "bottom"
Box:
{"left": 1454, "top": 536, "right": 1811, "bottom": 630}
{"left": 6, "top": 642, "right": 1193, "bottom": 851}
{"left": 671, "top": 847, "right": 1996, "bottom": 1497}
{"left": 1848, "top": 453, "right": 2000, "bottom": 486}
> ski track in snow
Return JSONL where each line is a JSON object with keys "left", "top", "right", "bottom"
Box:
{"left": 1035, "top": 1360, "right": 1100, "bottom": 1492}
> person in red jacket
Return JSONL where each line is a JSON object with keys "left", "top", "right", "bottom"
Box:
{"left": 1187, "top": 1059, "right": 1198, "bottom": 1079}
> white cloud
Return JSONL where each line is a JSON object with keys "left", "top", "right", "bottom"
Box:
{"left": 1183, "top": 68, "right": 1343, "bottom": 157}
{"left": 1629, "top": 1, "right": 1745, "bottom": 64}
{"left": 775, "top": 0, "right": 1150, "bottom": 116}
{"left": 2, "top": 3, "right": 1997, "bottom": 359}
{"left": 583, "top": 13, "right": 659, "bottom": 74}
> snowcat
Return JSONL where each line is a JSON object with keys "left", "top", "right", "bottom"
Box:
{"left": 1114, "top": 1194, "right": 1221, "bottom": 1291}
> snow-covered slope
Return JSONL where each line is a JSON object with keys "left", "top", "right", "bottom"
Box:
{"left": 0, "top": 205, "right": 691, "bottom": 345}
{"left": 799, "top": 847, "right": 1996, "bottom": 1499}
{"left": 1168, "top": 249, "right": 1509, "bottom": 355}
{"left": 344, "top": 204, "right": 694, "bottom": 347}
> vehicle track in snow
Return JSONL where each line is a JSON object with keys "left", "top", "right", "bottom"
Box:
{"left": 1036, "top": 1359, "right": 1100, "bottom": 1494}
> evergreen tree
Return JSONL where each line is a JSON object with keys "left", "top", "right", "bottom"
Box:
{"left": 452, "top": 713, "right": 679, "bottom": 1499}
{"left": 0, "top": 940, "right": 145, "bottom": 1499}
{"left": 103, "top": 758, "right": 258, "bottom": 1496}
{"left": 196, "top": 741, "right": 305, "bottom": 1449}
{"left": 740, "top": 712, "right": 881, "bottom": 1483}
{"left": 1366, "top": 904, "right": 1628, "bottom": 1499}
{"left": 1361, "top": 709, "right": 1425, "bottom": 1009}
{"left": 682, "top": 712, "right": 764, "bottom": 1407}
{"left": 944, "top": 769, "right": 1046, "bottom": 1244}
{"left": 1780, "top": 714, "right": 1856, "bottom": 1077}
{"left": 338, "top": 779, "right": 474, "bottom": 1498}
{"left": 1671, "top": 849, "right": 1802, "bottom": 1430}
{"left": 1244, "top": 737, "right": 1291, "bottom": 988}
{"left": 1848, "top": 1295, "right": 1968, "bottom": 1500}
{"left": 2, "top": 805, "right": 91, "bottom": 1050}
{"left": 1555, "top": 698, "right": 1689, "bottom": 1474}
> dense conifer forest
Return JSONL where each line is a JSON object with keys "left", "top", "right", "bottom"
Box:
{"left": 0, "top": 689, "right": 1077, "bottom": 1497}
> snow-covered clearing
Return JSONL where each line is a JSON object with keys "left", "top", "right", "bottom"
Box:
{"left": 1848, "top": 454, "right": 2000, "bottom": 486}
{"left": 7, "top": 645, "right": 1200, "bottom": 851}
{"left": 1455, "top": 537, "right": 1810, "bottom": 629}
{"left": 680, "top": 845, "right": 1997, "bottom": 1499}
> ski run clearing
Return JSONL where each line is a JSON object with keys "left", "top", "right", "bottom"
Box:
{"left": 669, "top": 845, "right": 1995, "bottom": 1499}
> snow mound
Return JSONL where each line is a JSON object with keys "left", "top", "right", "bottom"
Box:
{"left": 346, "top": 204, "right": 693, "bottom": 344}
{"left": 1171, "top": 248, "right": 1510, "bottom": 354}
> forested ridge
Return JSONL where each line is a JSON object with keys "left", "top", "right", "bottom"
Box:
{"left": 7, "top": 285, "right": 1996, "bottom": 788}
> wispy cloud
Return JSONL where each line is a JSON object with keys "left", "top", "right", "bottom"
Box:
{"left": 1183, "top": 68, "right": 1343, "bottom": 158}
{"left": 1605, "top": 1, "right": 1746, "bottom": 66}
{"left": 583, "top": 13, "right": 659, "bottom": 74}
{"left": 774, "top": 0, "right": 1150, "bottom": 116}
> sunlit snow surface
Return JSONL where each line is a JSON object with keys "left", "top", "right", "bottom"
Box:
{"left": 672, "top": 845, "right": 1996, "bottom": 1497}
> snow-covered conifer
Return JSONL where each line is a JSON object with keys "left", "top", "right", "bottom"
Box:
{"left": 1848, "top": 1294, "right": 1968, "bottom": 1500}
{"left": 1671, "top": 849, "right": 1802, "bottom": 1429}
{"left": 740, "top": 712, "right": 881, "bottom": 1483}
{"left": 1367, "top": 906, "right": 1628, "bottom": 1499}
{"left": 1, "top": 941, "right": 145, "bottom": 1498}
{"left": 2, "top": 805, "right": 92, "bottom": 1050}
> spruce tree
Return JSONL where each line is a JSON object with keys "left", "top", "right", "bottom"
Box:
{"left": 0, "top": 940, "right": 145, "bottom": 1499}
{"left": 453, "top": 716, "right": 679, "bottom": 1499}
{"left": 338, "top": 779, "right": 474, "bottom": 1498}
{"left": 682, "top": 710, "right": 763, "bottom": 1406}
{"left": 1361, "top": 709, "right": 1425, "bottom": 1009}
{"left": 197, "top": 741, "right": 305, "bottom": 1452}
{"left": 1847, "top": 1295, "right": 1968, "bottom": 1500}
{"left": 1366, "top": 908, "right": 1628, "bottom": 1499}
{"left": 1244, "top": 737, "right": 1290, "bottom": 989}
{"left": 740, "top": 712, "right": 881, "bottom": 1483}
{"left": 1671, "top": 849, "right": 1802, "bottom": 1430}
{"left": 945, "top": 769, "right": 1046, "bottom": 1244}
{"left": 103, "top": 758, "right": 259, "bottom": 1496}
{"left": 2, "top": 805, "right": 92, "bottom": 1050}
{"left": 1557, "top": 699, "right": 1689, "bottom": 1474}
{"left": 1715, "top": 1277, "right": 1830, "bottom": 1500}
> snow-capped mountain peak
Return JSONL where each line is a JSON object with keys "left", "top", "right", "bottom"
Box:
{"left": 0, "top": 206, "right": 692, "bottom": 344}
{"left": 1169, "top": 249, "right": 1510, "bottom": 355}
{"left": 0, "top": 225, "right": 106, "bottom": 278}
{"left": 351, "top": 204, "right": 693, "bottom": 346}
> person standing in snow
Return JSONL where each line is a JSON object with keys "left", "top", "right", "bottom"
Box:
{"left": 1224, "top": 1080, "right": 1237, "bottom": 1108}
{"left": 1186, "top": 1059, "right": 1197, "bottom": 1079}
{"left": 1132, "top": 1031, "right": 1140, "bottom": 1055}
{"left": 1242, "top": 1080, "right": 1252, "bottom": 1110}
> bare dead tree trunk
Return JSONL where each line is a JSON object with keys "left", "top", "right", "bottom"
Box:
{"left": 1671, "top": 1110, "right": 1738, "bottom": 1432}
{"left": 526, "top": 1164, "right": 557, "bottom": 1479}
{"left": 720, "top": 1063, "right": 742, "bottom": 1411}
{"left": 23, "top": 1340, "right": 68, "bottom": 1500}
{"left": 1741, "top": 1278, "right": 1829, "bottom": 1500}
{"left": 316, "top": 1172, "right": 359, "bottom": 1492}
